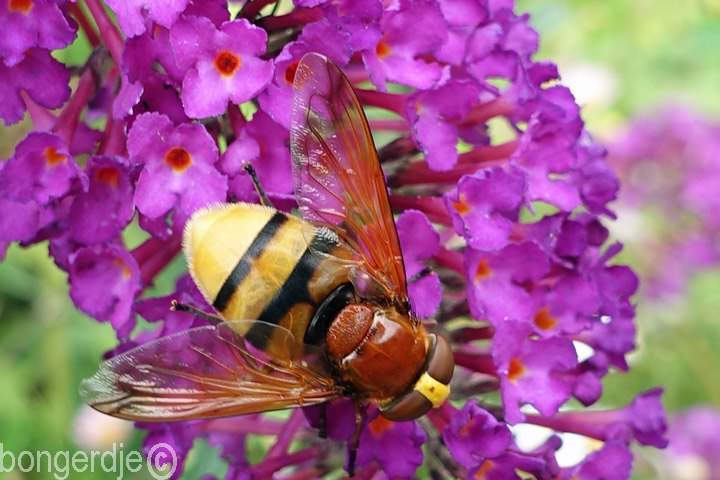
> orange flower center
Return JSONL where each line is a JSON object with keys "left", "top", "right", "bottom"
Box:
{"left": 534, "top": 306, "right": 557, "bottom": 330}
{"left": 114, "top": 258, "right": 131, "bottom": 278}
{"left": 368, "top": 415, "right": 393, "bottom": 436}
{"left": 474, "top": 460, "right": 494, "bottom": 478}
{"left": 95, "top": 167, "right": 120, "bottom": 187}
{"left": 44, "top": 147, "right": 67, "bottom": 166}
{"left": 376, "top": 38, "right": 391, "bottom": 58}
{"left": 284, "top": 61, "right": 299, "bottom": 85}
{"left": 9, "top": 0, "right": 33, "bottom": 13}
{"left": 507, "top": 357, "right": 525, "bottom": 382}
{"left": 164, "top": 147, "right": 192, "bottom": 172}
{"left": 474, "top": 258, "right": 492, "bottom": 282}
{"left": 214, "top": 51, "right": 241, "bottom": 77}
{"left": 452, "top": 194, "right": 471, "bottom": 215}
{"left": 459, "top": 418, "right": 475, "bottom": 436}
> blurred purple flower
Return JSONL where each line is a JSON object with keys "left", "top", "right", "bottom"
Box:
{"left": 563, "top": 441, "right": 633, "bottom": 480}
{"left": 0, "top": 0, "right": 666, "bottom": 478}
{"left": 658, "top": 406, "right": 720, "bottom": 480}
{"left": 608, "top": 105, "right": 720, "bottom": 299}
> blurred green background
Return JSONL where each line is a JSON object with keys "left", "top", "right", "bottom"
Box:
{"left": 1, "top": 0, "right": 719, "bottom": 478}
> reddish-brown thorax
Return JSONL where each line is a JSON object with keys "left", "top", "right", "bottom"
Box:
{"left": 326, "top": 303, "right": 428, "bottom": 401}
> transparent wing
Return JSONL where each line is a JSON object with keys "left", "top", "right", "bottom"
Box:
{"left": 290, "top": 52, "right": 408, "bottom": 303}
{"left": 79, "top": 321, "right": 343, "bottom": 421}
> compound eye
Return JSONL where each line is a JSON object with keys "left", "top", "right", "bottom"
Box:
{"left": 380, "top": 390, "right": 433, "bottom": 421}
{"left": 427, "top": 334, "right": 454, "bottom": 385}
{"left": 380, "top": 334, "right": 454, "bottom": 421}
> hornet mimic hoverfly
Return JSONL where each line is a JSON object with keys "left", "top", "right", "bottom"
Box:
{"left": 80, "top": 52, "right": 455, "bottom": 475}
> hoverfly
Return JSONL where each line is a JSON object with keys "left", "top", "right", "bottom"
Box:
{"left": 80, "top": 53, "right": 455, "bottom": 475}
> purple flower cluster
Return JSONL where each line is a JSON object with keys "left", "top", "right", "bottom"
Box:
{"left": 0, "top": 0, "right": 666, "bottom": 478}
{"left": 658, "top": 407, "right": 720, "bottom": 479}
{"left": 607, "top": 105, "right": 720, "bottom": 299}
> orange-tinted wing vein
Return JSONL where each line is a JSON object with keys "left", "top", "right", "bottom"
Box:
{"left": 79, "top": 323, "right": 343, "bottom": 421}
{"left": 291, "top": 53, "right": 407, "bottom": 302}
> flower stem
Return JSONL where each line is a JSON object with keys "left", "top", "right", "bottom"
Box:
{"left": 377, "top": 136, "right": 417, "bottom": 163}
{"left": 257, "top": 7, "right": 322, "bottom": 30}
{"left": 52, "top": 70, "right": 96, "bottom": 146}
{"left": 433, "top": 248, "right": 465, "bottom": 275}
{"left": 284, "top": 468, "right": 330, "bottom": 480}
{"left": 344, "top": 67, "right": 371, "bottom": 85}
{"left": 453, "top": 351, "right": 498, "bottom": 376}
{"left": 458, "top": 139, "right": 519, "bottom": 165}
{"left": 429, "top": 402, "right": 458, "bottom": 432}
{"left": 353, "top": 464, "right": 379, "bottom": 479}
{"left": 390, "top": 161, "right": 502, "bottom": 187}
{"left": 391, "top": 164, "right": 460, "bottom": 186}
{"left": 227, "top": 104, "right": 247, "bottom": 138}
{"left": 201, "top": 415, "right": 285, "bottom": 436}
{"left": 452, "top": 326, "right": 495, "bottom": 343}
{"left": 368, "top": 118, "right": 409, "bottom": 131}
{"left": 131, "top": 234, "right": 182, "bottom": 289}
{"left": 389, "top": 195, "right": 451, "bottom": 226}
{"left": 69, "top": 3, "right": 101, "bottom": 47}
{"left": 251, "top": 446, "right": 322, "bottom": 477}
{"left": 83, "top": 0, "right": 124, "bottom": 65}
{"left": 97, "top": 115, "right": 127, "bottom": 156}
{"left": 523, "top": 411, "right": 611, "bottom": 441}
{"left": 20, "top": 92, "right": 57, "bottom": 130}
{"left": 266, "top": 409, "right": 303, "bottom": 458}
{"left": 355, "top": 89, "right": 408, "bottom": 117}
{"left": 462, "top": 96, "right": 515, "bottom": 126}
{"left": 240, "top": 0, "right": 277, "bottom": 19}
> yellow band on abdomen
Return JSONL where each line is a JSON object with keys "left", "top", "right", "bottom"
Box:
{"left": 414, "top": 372, "right": 450, "bottom": 408}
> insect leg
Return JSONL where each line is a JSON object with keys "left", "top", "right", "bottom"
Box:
{"left": 170, "top": 300, "right": 223, "bottom": 324}
{"left": 348, "top": 400, "right": 365, "bottom": 477}
{"left": 244, "top": 163, "right": 274, "bottom": 208}
{"left": 409, "top": 266, "right": 434, "bottom": 284}
{"left": 318, "top": 402, "right": 328, "bottom": 438}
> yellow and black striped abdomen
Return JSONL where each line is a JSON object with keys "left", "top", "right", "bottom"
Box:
{"left": 183, "top": 203, "right": 353, "bottom": 356}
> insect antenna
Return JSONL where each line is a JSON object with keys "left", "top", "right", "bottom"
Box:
{"left": 244, "top": 163, "right": 274, "bottom": 208}
{"left": 409, "top": 266, "right": 434, "bottom": 284}
{"left": 318, "top": 402, "right": 328, "bottom": 439}
{"left": 170, "top": 300, "right": 223, "bottom": 324}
